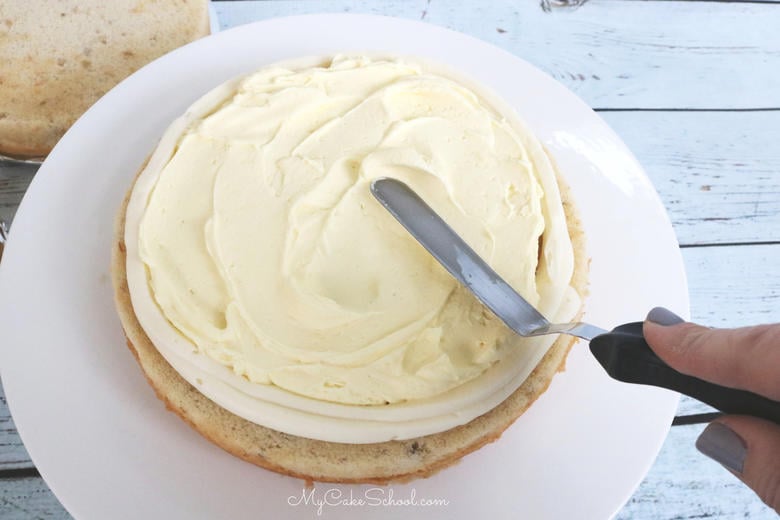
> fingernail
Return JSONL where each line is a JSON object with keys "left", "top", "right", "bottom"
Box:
{"left": 646, "top": 307, "right": 684, "bottom": 326}
{"left": 696, "top": 422, "right": 746, "bottom": 473}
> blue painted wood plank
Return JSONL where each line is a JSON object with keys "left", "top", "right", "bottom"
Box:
{"left": 601, "top": 110, "right": 780, "bottom": 246}
{"left": 213, "top": 0, "right": 780, "bottom": 109}
{"left": 619, "top": 424, "right": 777, "bottom": 519}
{"left": 0, "top": 476, "right": 68, "bottom": 519}
{"left": 0, "top": 383, "right": 31, "bottom": 471}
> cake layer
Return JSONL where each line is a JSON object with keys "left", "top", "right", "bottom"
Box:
{"left": 123, "top": 55, "right": 579, "bottom": 443}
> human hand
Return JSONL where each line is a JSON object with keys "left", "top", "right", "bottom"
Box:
{"left": 643, "top": 307, "right": 780, "bottom": 513}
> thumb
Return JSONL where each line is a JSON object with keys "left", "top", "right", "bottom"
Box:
{"left": 642, "top": 308, "right": 780, "bottom": 400}
{"left": 697, "top": 417, "right": 780, "bottom": 512}
{"left": 642, "top": 307, "right": 780, "bottom": 512}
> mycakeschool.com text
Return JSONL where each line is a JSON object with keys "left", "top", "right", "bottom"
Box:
{"left": 287, "top": 487, "right": 450, "bottom": 516}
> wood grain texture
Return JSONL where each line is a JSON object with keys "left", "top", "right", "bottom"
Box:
{"left": 602, "top": 110, "right": 780, "bottom": 246}
{"left": 0, "top": 163, "right": 36, "bottom": 227}
{"left": 0, "top": 383, "right": 31, "bottom": 472}
{"left": 0, "top": 476, "right": 68, "bottom": 520}
{"left": 619, "top": 424, "right": 777, "bottom": 519}
{"left": 686, "top": 243, "right": 780, "bottom": 327}
{"left": 214, "top": 0, "right": 780, "bottom": 109}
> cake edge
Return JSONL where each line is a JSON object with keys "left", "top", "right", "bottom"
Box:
{"left": 110, "top": 155, "right": 589, "bottom": 484}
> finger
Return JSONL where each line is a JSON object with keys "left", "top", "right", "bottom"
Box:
{"left": 697, "top": 417, "right": 780, "bottom": 513}
{"left": 642, "top": 308, "right": 780, "bottom": 400}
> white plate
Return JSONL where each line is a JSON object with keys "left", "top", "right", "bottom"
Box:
{"left": 0, "top": 14, "right": 688, "bottom": 520}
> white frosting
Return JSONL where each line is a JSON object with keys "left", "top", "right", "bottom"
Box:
{"left": 124, "top": 55, "right": 578, "bottom": 443}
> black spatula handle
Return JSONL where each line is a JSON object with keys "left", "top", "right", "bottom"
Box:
{"left": 589, "top": 322, "right": 780, "bottom": 425}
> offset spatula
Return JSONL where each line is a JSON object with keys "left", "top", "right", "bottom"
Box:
{"left": 370, "top": 177, "right": 780, "bottom": 425}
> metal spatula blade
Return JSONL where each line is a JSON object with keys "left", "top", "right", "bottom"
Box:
{"left": 370, "top": 177, "right": 780, "bottom": 425}
{"left": 370, "top": 177, "right": 605, "bottom": 340}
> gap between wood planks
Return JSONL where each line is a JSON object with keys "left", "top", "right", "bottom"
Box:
{"left": 625, "top": 0, "right": 780, "bottom": 4}
{"left": 596, "top": 108, "right": 780, "bottom": 112}
{"left": 680, "top": 240, "right": 780, "bottom": 248}
{"left": 543, "top": 0, "right": 780, "bottom": 12}
{"left": 0, "top": 467, "right": 39, "bottom": 479}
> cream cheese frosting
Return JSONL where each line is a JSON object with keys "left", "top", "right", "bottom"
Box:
{"left": 124, "top": 55, "right": 579, "bottom": 442}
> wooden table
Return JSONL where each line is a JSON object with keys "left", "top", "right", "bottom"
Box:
{"left": 1, "top": 1, "right": 778, "bottom": 517}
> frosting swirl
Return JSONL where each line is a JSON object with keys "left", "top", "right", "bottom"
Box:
{"left": 124, "top": 55, "right": 578, "bottom": 441}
